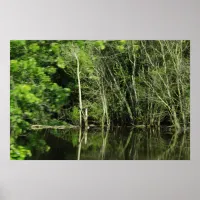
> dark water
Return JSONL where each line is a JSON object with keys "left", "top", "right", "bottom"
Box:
{"left": 25, "top": 127, "right": 190, "bottom": 160}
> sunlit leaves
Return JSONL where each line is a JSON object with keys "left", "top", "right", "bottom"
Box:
{"left": 10, "top": 138, "right": 32, "bottom": 160}
{"left": 12, "top": 84, "right": 41, "bottom": 104}
{"left": 10, "top": 40, "right": 72, "bottom": 160}
{"left": 116, "top": 45, "right": 125, "bottom": 52}
{"left": 64, "top": 88, "right": 71, "bottom": 93}
{"left": 56, "top": 57, "right": 65, "bottom": 69}
{"left": 29, "top": 43, "right": 40, "bottom": 52}
{"left": 119, "top": 40, "right": 126, "bottom": 44}
{"left": 50, "top": 42, "right": 60, "bottom": 54}
{"left": 45, "top": 66, "right": 57, "bottom": 75}
{"left": 10, "top": 60, "right": 18, "bottom": 72}
{"left": 133, "top": 44, "right": 140, "bottom": 51}
{"left": 95, "top": 40, "right": 105, "bottom": 50}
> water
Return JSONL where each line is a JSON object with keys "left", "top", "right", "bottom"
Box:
{"left": 24, "top": 127, "right": 190, "bottom": 160}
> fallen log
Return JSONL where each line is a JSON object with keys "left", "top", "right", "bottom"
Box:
{"left": 31, "top": 124, "right": 79, "bottom": 130}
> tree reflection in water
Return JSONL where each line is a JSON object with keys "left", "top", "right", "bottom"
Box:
{"left": 26, "top": 126, "right": 189, "bottom": 160}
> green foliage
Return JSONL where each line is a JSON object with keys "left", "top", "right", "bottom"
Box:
{"left": 10, "top": 40, "right": 71, "bottom": 159}
{"left": 71, "top": 134, "right": 79, "bottom": 147}
{"left": 29, "top": 43, "right": 40, "bottom": 52}
{"left": 10, "top": 138, "right": 31, "bottom": 160}
{"left": 87, "top": 102, "right": 103, "bottom": 122}
{"left": 56, "top": 57, "right": 65, "bottom": 69}
{"left": 70, "top": 106, "right": 79, "bottom": 124}
{"left": 94, "top": 40, "right": 106, "bottom": 50}
{"left": 10, "top": 40, "right": 190, "bottom": 160}
{"left": 27, "top": 134, "right": 51, "bottom": 154}
{"left": 116, "top": 45, "right": 125, "bottom": 52}
{"left": 50, "top": 42, "right": 60, "bottom": 54}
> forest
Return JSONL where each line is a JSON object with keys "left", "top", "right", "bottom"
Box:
{"left": 10, "top": 40, "right": 190, "bottom": 160}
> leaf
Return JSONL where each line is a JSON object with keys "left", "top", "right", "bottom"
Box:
{"left": 57, "top": 57, "right": 65, "bottom": 69}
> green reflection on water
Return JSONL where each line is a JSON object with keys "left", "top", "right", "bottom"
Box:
{"left": 25, "top": 127, "right": 190, "bottom": 160}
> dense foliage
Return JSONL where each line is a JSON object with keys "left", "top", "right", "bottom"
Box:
{"left": 10, "top": 40, "right": 190, "bottom": 160}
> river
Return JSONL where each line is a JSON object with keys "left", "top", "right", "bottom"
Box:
{"left": 22, "top": 126, "right": 190, "bottom": 160}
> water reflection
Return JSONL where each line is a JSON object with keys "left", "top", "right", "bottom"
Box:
{"left": 26, "top": 126, "right": 190, "bottom": 160}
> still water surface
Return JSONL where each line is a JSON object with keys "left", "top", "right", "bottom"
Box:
{"left": 27, "top": 127, "right": 190, "bottom": 160}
